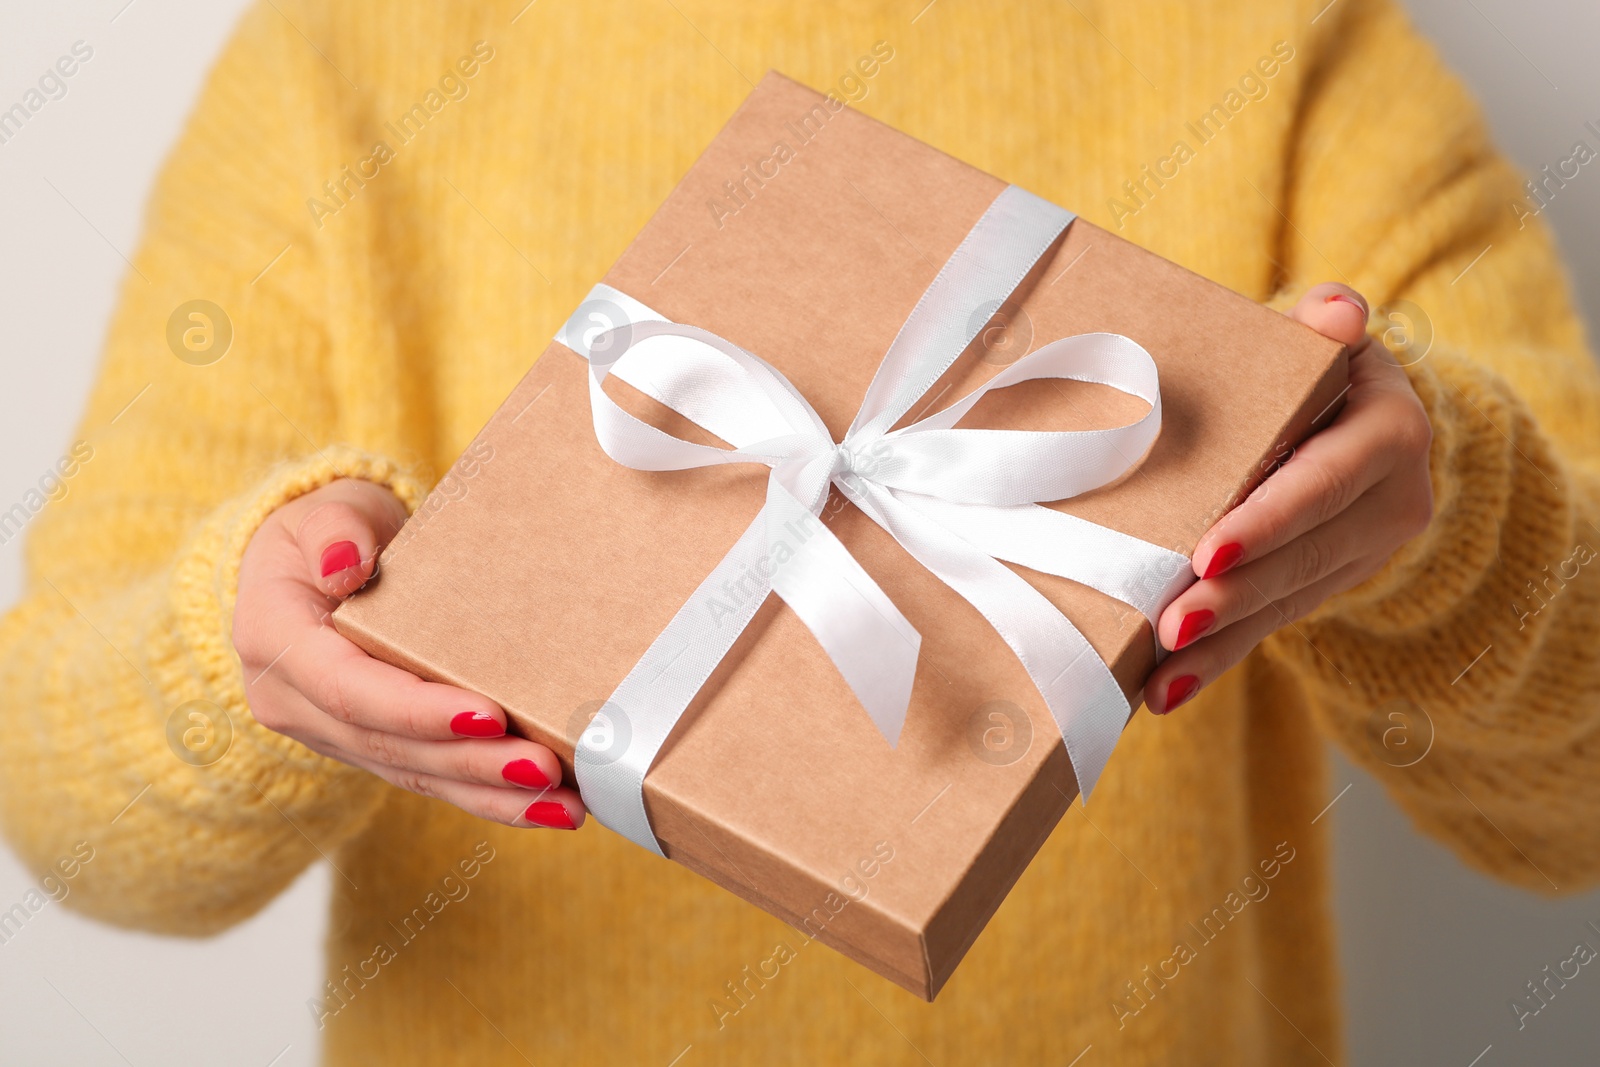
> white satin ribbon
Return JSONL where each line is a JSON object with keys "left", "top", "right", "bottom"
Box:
{"left": 553, "top": 185, "right": 1193, "bottom": 856}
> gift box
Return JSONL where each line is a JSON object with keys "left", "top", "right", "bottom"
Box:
{"left": 334, "top": 72, "right": 1346, "bottom": 1000}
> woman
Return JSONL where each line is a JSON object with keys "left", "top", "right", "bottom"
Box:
{"left": 3, "top": 0, "right": 1596, "bottom": 1063}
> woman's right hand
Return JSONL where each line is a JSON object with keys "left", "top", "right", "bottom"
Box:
{"left": 231, "top": 478, "right": 586, "bottom": 830}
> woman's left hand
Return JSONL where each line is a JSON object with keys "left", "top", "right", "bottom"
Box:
{"left": 1144, "top": 282, "right": 1435, "bottom": 714}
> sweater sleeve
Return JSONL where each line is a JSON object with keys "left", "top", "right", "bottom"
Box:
{"left": 1257, "top": 0, "right": 1600, "bottom": 891}
{"left": 0, "top": 4, "right": 429, "bottom": 934}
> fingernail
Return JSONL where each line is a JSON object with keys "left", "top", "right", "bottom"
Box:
{"left": 1174, "top": 609, "right": 1215, "bottom": 650}
{"left": 451, "top": 712, "right": 505, "bottom": 738}
{"left": 1163, "top": 675, "right": 1201, "bottom": 713}
{"left": 524, "top": 800, "right": 576, "bottom": 829}
{"left": 320, "top": 540, "right": 362, "bottom": 577}
{"left": 1202, "top": 542, "right": 1244, "bottom": 579}
{"left": 1326, "top": 292, "right": 1368, "bottom": 316}
{"left": 502, "top": 758, "right": 551, "bottom": 789}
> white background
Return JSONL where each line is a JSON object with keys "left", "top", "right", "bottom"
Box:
{"left": 0, "top": 1, "right": 1597, "bottom": 1064}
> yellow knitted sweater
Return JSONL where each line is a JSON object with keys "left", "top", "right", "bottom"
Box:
{"left": 4, "top": 1, "right": 1599, "bottom": 1063}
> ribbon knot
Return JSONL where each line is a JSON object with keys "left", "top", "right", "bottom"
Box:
{"left": 828, "top": 442, "right": 877, "bottom": 481}
{"left": 553, "top": 186, "right": 1196, "bottom": 856}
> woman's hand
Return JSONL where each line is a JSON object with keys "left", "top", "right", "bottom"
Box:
{"left": 232, "top": 478, "right": 586, "bottom": 829}
{"left": 1145, "top": 283, "right": 1434, "bottom": 714}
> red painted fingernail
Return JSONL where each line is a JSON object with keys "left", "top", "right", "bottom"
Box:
{"left": 502, "top": 758, "right": 551, "bottom": 789}
{"left": 524, "top": 801, "right": 575, "bottom": 829}
{"left": 1203, "top": 542, "right": 1244, "bottom": 579}
{"left": 1326, "top": 292, "right": 1368, "bottom": 316}
{"left": 1174, "top": 609, "right": 1215, "bottom": 650}
{"left": 1163, "top": 675, "right": 1201, "bottom": 713}
{"left": 320, "top": 540, "right": 362, "bottom": 577}
{"left": 451, "top": 712, "right": 505, "bottom": 738}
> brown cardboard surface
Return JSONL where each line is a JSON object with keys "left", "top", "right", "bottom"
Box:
{"left": 334, "top": 72, "right": 1347, "bottom": 1000}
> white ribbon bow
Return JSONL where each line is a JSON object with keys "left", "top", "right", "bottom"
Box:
{"left": 554, "top": 186, "right": 1193, "bottom": 856}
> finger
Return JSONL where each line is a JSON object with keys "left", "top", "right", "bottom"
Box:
{"left": 1189, "top": 386, "right": 1404, "bottom": 581}
{"left": 1160, "top": 491, "right": 1389, "bottom": 650}
{"left": 1289, "top": 283, "right": 1419, "bottom": 400}
{"left": 283, "top": 630, "right": 509, "bottom": 740}
{"left": 1288, "top": 282, "right": 1370, "bottom": 347}
{"left": 1144, "top": 563, "right": 1363, "bottom": 714}
{"left": 343, "top": 725, "right": 565, "bottom": 792}
{"left": 351, "top": 758, "right": 587, "bottom": 829}
{"left": 247, "top": 682, "right": 560, "bottom": 792}
{"left": 294, "top": 484, "right": 408, "bottom": 598}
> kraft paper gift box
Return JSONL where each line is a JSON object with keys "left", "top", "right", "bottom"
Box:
{"left": 334, "top": 72, "right": 1346, "bottom": 1000}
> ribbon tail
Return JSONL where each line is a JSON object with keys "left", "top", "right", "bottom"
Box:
{"left": 764, "top": 480, "right": 920, "bottom": 747}
{"left": 893, "top": 496, "right": 1195, "bottom": 633}
{"left": 575, "top": 514, "right": 775, "bottom": 856}
{"left": 846, "top": 482, "right": 1130, "bottom": 799}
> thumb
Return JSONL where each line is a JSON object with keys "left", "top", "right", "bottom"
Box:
{"left": 1287, "top": 282, "right": 1370, "bottom": 347}
{"left": 1287, "top": 282, "right": 1417, "bottom": 396}
{"left": 293, "top": 480, "right": 408, "bottom": 597}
